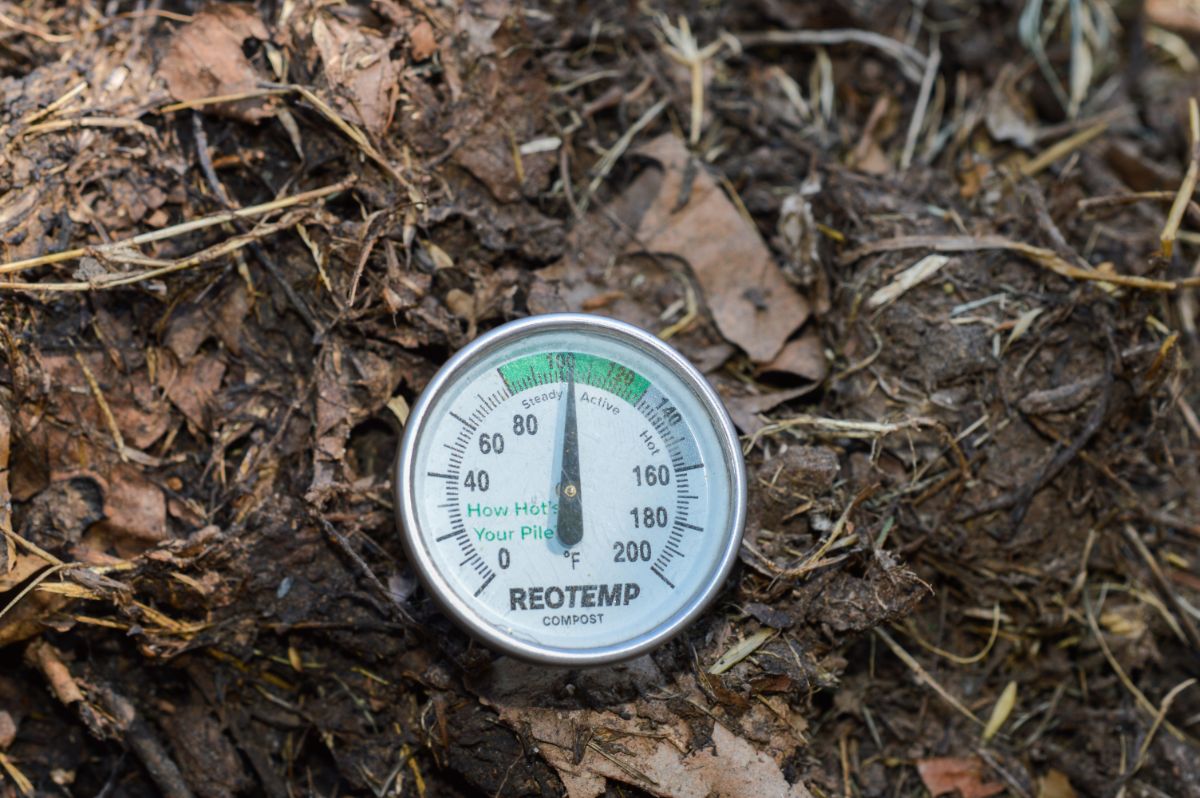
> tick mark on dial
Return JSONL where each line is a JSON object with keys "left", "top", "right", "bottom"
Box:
{"left": 651, "top": 566, "right": 676, "bottom": 589}
{"left": 474, "top": 574, "right": 495, "bottom": 596}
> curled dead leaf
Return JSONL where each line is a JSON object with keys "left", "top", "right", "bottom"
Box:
{"left": 631, "top": 135, "right": 810, "bottom": 363}
{"left": 501, "top": 707, "right": 813, "bottom": 798}
{"left": 409, "top": 20, "right": 437, "bottom": 60}
{"left": 757, "top": 330, "right": 828, "bottom": 383}
{"left": 94, "top": 465, "right": 168, "bottom": 552}
{"left": 917, "top": 757, "right": 1005, "bottom": 798}
{"left": 159, "top": 3, "right": 274, "bottom": 122}
{"left": 311, "top": 12, "right": 403, "bottom": 136}
{"left": 157, "top": 352, "right": 227, "bottom": 431}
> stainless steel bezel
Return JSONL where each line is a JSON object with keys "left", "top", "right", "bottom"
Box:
{"left": 393, "top": 313, "right": 747, "bottom": 666}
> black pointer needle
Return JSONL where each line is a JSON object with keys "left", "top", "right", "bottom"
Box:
{"left": 557, "top": 370, "right": 584, "bottom": 547}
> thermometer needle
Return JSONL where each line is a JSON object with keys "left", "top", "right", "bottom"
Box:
{"left": 557, "top": 370, "right": 584, "bottom": 546}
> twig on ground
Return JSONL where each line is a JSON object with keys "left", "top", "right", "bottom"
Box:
{"left": 0, "top": 179, "right": 355, "bottom": 278}
{"left": 1132, "top": 678, "right": 1197, "bottom": 776}
{"left": 900, "top": 38, "right": 940, "bottom": 170}
{"left": 0, "top": 7, "right": 73, "bottom": 43}
{"left": 901, "top": 603, "right": 1001, "bottom": 666}
{"left": 1120, "top": 524, "right": 1200, "bottom": 654}
{"left": 839, "top": 234, "right": 1178, "bottom": 291}
{"left": 320, "top": 519, "right": 415, "bottom": 625}
{"left": 91, "top": 684, "right": 196, "bottom": 798}
{"left": 0, "top": 407, "right": 13, "bottom": 570}
{"left": 741, "top": 486, "right": 873, "bottom": 583}
{"left": 1078, "top": 191, "right": 1200, "bottom": 227}
{"left": 0, "top": 751, "right": 33, "bottom": 795}
{"left": 737, "top": 29, "right": 927, "bottom": 83}
{"left": 1021, "top": 122, "right": 1108, "bottom": 177}
{"left": 191, "top": 112, "right": 324, "bottom": 330}
{"left": 0, "top": 212, "right": 309, "bottom": 292}
{"left": 21, "top": 116, "right": 159, "bottom": 142}
{"left": 159, "top": 88, "right": 293, "bottom": 115}
{"left": 746, "top": 413, "right": 935, "bottom": 451}
{"left": 1083, "top": 589, "right": 1189, "bottom": 742}
{"left": 867, "top": 254, "right": 951, "bottom": 308}
{"left": 1162, "top": 97, "right": 1200, "bottom": 258}
{"left": 959, "top": 346, "right": 1113, "bottom": 531}
{"left": 875, "top": 627, "right": 981, "bottom": 725}
{"left": 579, "top": 97, "right": 668, "bottom": 214}
{"left": 0, "top": 564, "right": 72, "bottom": 626}
{"left": 74, "top": 353, "right": 128, "bottom": 461}
{"left": 654, "top": 15, "right": 726, "bottom": 146}
{"left": 164, "top": 83, "right": 425, "bottom": 207}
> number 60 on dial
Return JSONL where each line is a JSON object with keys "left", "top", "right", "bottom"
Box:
{"left": 393, "top": 314, "right": 746, "bottom": 665}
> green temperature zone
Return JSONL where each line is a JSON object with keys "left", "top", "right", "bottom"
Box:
{"left": 498, "top": 352, "right": 651, "bottom": 404}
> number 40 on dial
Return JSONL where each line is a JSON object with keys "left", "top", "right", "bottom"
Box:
{"left": 394, "top": 314, "right": 746, "bottom": 665}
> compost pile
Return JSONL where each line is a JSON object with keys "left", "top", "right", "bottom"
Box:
{"left": 2, "top": 1, "right": 1199, "bottom": 796}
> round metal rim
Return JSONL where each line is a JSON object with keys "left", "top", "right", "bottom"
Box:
{"left": 394, "top": 313, "right": 747, "bottom": 666}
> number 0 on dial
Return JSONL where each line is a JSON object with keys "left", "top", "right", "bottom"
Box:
{"left": 393, "top": 314, "right": 746, "bottom": 665}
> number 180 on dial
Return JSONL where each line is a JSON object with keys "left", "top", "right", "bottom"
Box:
{"left": 394, "top": 314, "right": 746, "bottom": 665}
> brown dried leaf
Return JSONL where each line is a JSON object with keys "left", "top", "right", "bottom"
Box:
{"left": 157, "top": 352, "right": 227, "bottom": 431}
{"left": 311, "top": 13, "right": 403, "bottom": 136}
{"left": 848, "top": 96, "right": 895, "bottom": 175}
{"left": 309, "top": 340, "right": 353, "bottom": 503}
{"left": 985, "top": 68, "right": 1037, "bottom": 148}
{"left": 161, "top": 705, "right": 253, "bottom": 796}
{"left": 450, "top": 47, "right": 555, "bottom": 202}
{"left": 502, "top": 707, "right": 812, "bottom": 798}
{"left": 163, "top": 305, "right": 211, "bottom": 363}
{"left": 0, "top": 549, "right": 46, "bottom": 594}
{"left": 0, "top": 580, "right": 69, "bottom": 648}
{"left": 757, "top": 330, "right": 827, "bottom": 382}
{"left": 455, "top": 0, "right": 507, "bottom": 60}
{"left": 159, "top": 3, "right": 274, "bottom": 122}
{"left": 94, "top": 465, "right": 168, "bottom": 550}
{"left": 1037, "top": 770, "right": 1077, "bottom": 798}
{"left": 631, "top": 135, "right": 810, "bottom": 363}
{"left": 307, "top": 340, "right": 409, "bottom": 502}
{"left": 1147, "top": 0, "right": 1200, "bottom": 34}
{"left": 0, "top": 403, "right": 12, "bottom": 576}
{"left": 409, "top": 20, "right": 438, "bottom": 61}
{"left": 917, "top": 757, "right": 1005, "bottom": 798}
{"left": 25, "top": 640, "right": 84, "bottom": 706}
{"left": 38, "top": 352, "right": 171, "bottom": 452}
{"left": 482, "top": 658, "right": 809, "bottom": 798}
{"left": 164, "top": 282, "right": 252, "bottom": 362}
{"left": 715, "top": 380, "right": 814, "bottom": 435}
{"left": 0, "top": 710, "right": 16, "bottom": 749}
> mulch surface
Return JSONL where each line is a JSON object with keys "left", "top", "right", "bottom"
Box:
{"left": 2, "top": 1, "right": 1199, "bottom": 796}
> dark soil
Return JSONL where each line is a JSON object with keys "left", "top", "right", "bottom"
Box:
{"left": 1, "top": 1, "right": 1199, "bottom": 797}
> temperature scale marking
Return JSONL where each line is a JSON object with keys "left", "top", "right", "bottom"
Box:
{"left": 395, "top": 314, "right": 745, "bottom": 665}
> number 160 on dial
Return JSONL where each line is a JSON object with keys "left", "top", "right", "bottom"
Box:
{"left": 394, "top": 313, "right": 746, "bottom": 665}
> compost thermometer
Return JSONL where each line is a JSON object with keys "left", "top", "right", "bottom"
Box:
{"left": 394, "top": 314, "right": 746, "bottom": 665}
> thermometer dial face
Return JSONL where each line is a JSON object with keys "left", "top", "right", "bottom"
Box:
{"left": 395, "top": 314, "right": 746, "bottom": 665}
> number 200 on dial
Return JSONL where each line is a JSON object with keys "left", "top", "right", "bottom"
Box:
{"left": 394, "top": 314, "right": 746, "bottom": 665}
